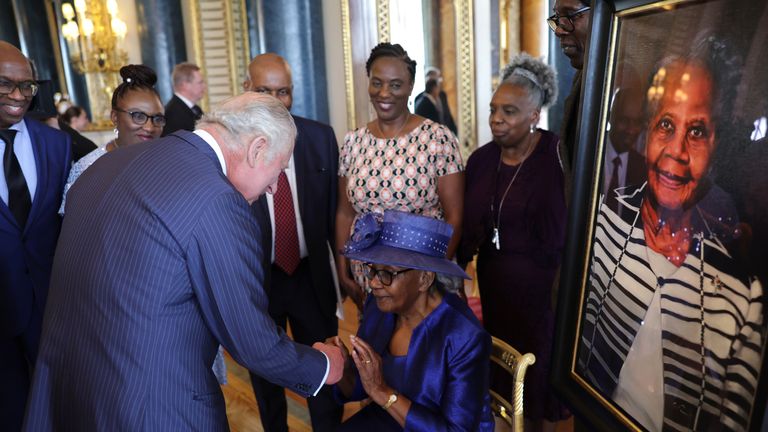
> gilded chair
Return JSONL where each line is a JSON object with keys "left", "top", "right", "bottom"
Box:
{"left": 489, "top": 336, "right": 536, "bottom": 431}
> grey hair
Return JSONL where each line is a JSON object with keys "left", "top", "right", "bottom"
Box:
{"left": 645, "top": 32, "right": 741, "bottom": 134}
{"left": 198, "top": 93, "right": 296, "bottom": 160}
{"left": 500, "top": 52, "right": 558, "bottom": 108}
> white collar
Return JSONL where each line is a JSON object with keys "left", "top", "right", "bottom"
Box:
{"left": 175, "top": 93, "right": 195, "bottom": 109}
{"left": 193, "top": 129, "right": 227, "bottom": 174}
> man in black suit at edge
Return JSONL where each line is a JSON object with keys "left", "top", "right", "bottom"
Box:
{"left": 414, "top": 67, "right": 457, "bottom": 135}
{"left": 243, "top": 53, "right": 342, "bottom": 432}
{"left": 161, "top": 62, "right": 206, "bottom": 136}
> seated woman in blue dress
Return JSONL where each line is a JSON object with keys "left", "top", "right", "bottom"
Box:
{"left": 327, "top": 210, "right": 494, "bottom": 431}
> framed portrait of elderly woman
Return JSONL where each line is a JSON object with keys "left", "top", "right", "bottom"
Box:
{"left": 551, "top": 0, "right": 768, "bottom": 431}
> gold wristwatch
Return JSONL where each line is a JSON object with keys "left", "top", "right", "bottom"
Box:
{"left": 382, "top": 392, "right": 398, "bottom": 410}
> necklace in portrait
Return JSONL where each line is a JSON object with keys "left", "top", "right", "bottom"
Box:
{"left": 377, "top": 113, "right": 412, "bottom": 141}
{"left": 490, "top": 132, "right": 536, "bottom": 250}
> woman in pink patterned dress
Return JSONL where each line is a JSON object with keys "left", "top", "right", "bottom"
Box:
{"left": 335, "top": 43, "right": 465, "bottom": 310}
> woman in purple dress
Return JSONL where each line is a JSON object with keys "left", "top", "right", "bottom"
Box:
{"left": 457, "top": 53, "right": 568, "bottom": 431}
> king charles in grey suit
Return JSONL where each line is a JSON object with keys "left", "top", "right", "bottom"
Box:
{"left": 23, "top": 93, "right": 343, "bottom": 431}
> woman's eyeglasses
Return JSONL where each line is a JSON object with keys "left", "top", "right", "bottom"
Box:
{"left": 363, "top": 264, "right": 413, "bottom": 286}
{"left": 547, "top": 6, "right": 591, "bottom": 32}
{"left": 115, "top": 108, "right": 166, "bottom": 127}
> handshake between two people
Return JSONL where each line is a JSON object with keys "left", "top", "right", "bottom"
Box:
{"left": 313, "top": 335, "right": 396, "bottom": 405}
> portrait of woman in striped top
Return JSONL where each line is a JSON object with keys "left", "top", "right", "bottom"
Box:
{"left": 577, "top": 35, "right": 765, "bottom": 432}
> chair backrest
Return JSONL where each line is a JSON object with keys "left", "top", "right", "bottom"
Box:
{"left": 489, "top": 336, "right": 536, "bottom": 431}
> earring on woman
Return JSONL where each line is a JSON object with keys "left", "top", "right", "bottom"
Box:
{"left": 529, "top": 124, "right": 535, "bottom": 134}
{"left": 113, "top": 127, "right": 119, "bottom": 139}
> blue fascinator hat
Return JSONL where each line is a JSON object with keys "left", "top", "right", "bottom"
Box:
{"left": 343, "top": 210, "right": 469, "bottom": 279}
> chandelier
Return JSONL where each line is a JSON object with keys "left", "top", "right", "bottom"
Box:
{"left": 59, "top": 0, "right": 129, "bottom": 128}
{"left": 61, "top": 0, "right": 128, "bottom": 73}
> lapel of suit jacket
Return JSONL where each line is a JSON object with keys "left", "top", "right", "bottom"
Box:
{"left": 19, "top": 119, "right": 47, "bottom": 233}
{"left": 292, "top": 118, "right": 308, "bottom": 227}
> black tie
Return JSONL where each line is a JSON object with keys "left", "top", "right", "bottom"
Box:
{"left": 192, "top": 105, "right": 203, "bottom": 119}
{"left": 1, "top": 129, "right": 31, "bottom": 227}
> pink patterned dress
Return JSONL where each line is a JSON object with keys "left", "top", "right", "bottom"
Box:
{"left": 340, "top": 118, "right": 464, "bottom": 287}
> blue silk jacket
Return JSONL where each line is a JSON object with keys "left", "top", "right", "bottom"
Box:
{"left": 339, "top": 293, "right": 494, "bottom": 431}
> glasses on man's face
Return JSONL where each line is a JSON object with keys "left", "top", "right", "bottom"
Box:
{"left": 363, "top": 264, "right": 413, "bottom": 286}
{"left": 114, "top": 108, "right": 166, "bottom": 127}
{"left": 547, "top": 6, "right": 591, "bottom": 32}
{"left": 0, "top": 78, "right": 39, "bottom": 98}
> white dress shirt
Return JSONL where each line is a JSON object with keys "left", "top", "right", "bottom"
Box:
{"left": 1, "top": 119, "right": 37, "bottom": 205}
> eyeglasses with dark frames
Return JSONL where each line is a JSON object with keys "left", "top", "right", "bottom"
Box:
{"left": 0, "top": 78, "right": 39, "bottom": 98}
{"left": 114, "top": 108, "right": 167, "bottom": 127}
{"left": 547, "top": 6, "right": 591, "bottom": 32}
{"left": 363, "top": 263, "right": 414, "bottom": 286}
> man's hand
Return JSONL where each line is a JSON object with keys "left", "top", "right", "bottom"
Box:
{"left": 312, "top": 342, "right": 344, "bottom": 385}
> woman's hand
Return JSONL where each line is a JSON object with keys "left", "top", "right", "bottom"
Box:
{"left": 349, "top": 335, "right": 394, "bottom": 406}
{"left": 340, "top": 271, "right": 365, "bottom": 310}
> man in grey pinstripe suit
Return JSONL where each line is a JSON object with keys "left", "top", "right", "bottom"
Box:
{"left": 23, "top": 93, "right": 344, "bottom": 431}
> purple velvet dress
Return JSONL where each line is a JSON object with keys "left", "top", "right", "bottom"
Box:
{"left": 458, "top": 129, "right": 568, "bottom": 421}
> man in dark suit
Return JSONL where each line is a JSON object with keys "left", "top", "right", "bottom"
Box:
{"left": 161, "top": 62, "right": 206, "bottom": 136}
{"left": 24, "top": 93, "right": 344, "bottom": 430}
{"left": 602, "top": 87, "right": 646, "bottom": 214}
{"left": 0, "top": 41, "right": 71, "bottom": 431}
{"left": 550, "top": 0, "right": 591, "bottom": 168}
{"left": 414, "top": 67, "right": 457, "bottom": 135}
{"left": 243, "top": 53, "right": 342, "bottom": 432}
{"left": 414, "top": 78, "right": 442, "bottom": 126}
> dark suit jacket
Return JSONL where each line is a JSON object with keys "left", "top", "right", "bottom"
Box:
{"left": 162, "top": 94, "right": 200, "bottom": 136}
{"left": 25, "top": 131, "right": 327, "bottom": 430}
{"left": 0, "top": 118, "right": 70, "bottom": 338}
{"left": 414, "top": 91, "right": 457, "bottom": 134}
{"left": 252, "top": 115, "right": 338, "bottom": 318}
{"left": 625, "top": 148, "right": 646, "bottom": 188}
{"left": 58, "top": 120, "right": 97, "bottom": 162}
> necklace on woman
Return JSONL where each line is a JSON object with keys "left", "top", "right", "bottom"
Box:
{"left": 376, "top": 113, "right": 411, "bottom": 140}
{"left": 490, "top": 131, "right": 536, "bottom": 250}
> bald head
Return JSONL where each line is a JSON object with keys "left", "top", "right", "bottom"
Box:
{"left": 0, "top": 41, "right": 36, "bottom": 128}
{"left": 608, "top": 87, "right": 644, "bottom": 153}
{"left": 244, "top": 53, "right": 293, "bottom": 110}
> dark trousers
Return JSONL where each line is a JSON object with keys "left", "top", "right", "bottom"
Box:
{"left": 0, "top": 305, "right": 42, "bottom": 432}
{"left": 250, "top": 260, "right": 342, "bottom": 432}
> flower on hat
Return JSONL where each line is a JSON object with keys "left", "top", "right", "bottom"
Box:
{"left": 344, "top": 212, "right": 383, "bottom": 253}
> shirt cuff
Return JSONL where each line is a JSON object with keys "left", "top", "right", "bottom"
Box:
{"left": 313, "top": 351, "right": 331, "bottom": 396}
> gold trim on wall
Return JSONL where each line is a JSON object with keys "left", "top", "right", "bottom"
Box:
{"left": 186, "top": 0, "right": 251, "bottom": 108}
{"left": 455, "top": 0, "right": 476, "bottom": 155}
{"left": 224, "top": 0, "right": 237, "bottom": 95}
{"left": 376, "top": 0, "right": 391, "bottom": 42}
{"left": 499, "top": 0, "right": 521, "bottom": 69}
{"left": 188, "top": 0, "right": 206, "bottom": 110}
{"left": 340, "top": 0, "right": 356, "bottom": 129}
